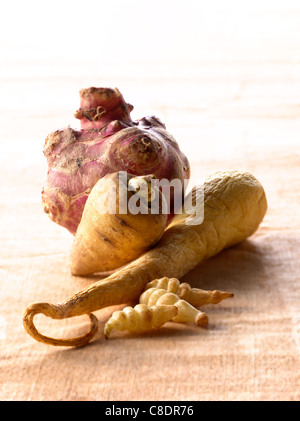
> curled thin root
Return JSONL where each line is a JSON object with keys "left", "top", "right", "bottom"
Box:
{"left": 93, "top": 105, "right": 107, "bottom": 120}
{"left": 22, "top": 303, "right": 98, "bottom": 347}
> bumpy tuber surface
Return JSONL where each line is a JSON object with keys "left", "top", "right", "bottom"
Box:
{"left": 42, "top": 87, "right": 190, "bottom": 234}
{"left": 145, "top": 277, "right": 234, "bottom": 307}
{"left": 23, "top": 170, "right": 267, "bottom": 346}
{"left": 139, "top": 288, "right": 209, "bottom": 326}
{"left": 104, "top": 304, "right": 178, "bottom": 338}
{"left": 74, "top": 87, "right": 134, "bottom": 130}
{"left": 70, "top": 172, "right": 168, "bottom": 275}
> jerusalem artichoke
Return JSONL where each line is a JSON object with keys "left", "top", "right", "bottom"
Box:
{"left": 23, "top": 170, "right": 267, "bottom": 346}
{"left": 42, "top": 87, "right": 190, "bottom": 234}
{"left": 74, "top": 87, "right": 133, "bottom": 130}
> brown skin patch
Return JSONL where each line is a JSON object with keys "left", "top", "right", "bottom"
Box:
{"left": 114, "top": 214, "right": 134, "bottom": 229}
{"left": 144, "top": 308, "right": 153, "bottom": 324}
{"left": 95, "top": 231, "right": 116, "bottom": 247}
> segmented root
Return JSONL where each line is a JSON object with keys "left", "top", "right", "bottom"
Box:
{"left": 145, "top": 277, "right": 234, "bottom": 307}
{"left": 139, "top": 288, "right": 208, "bottom": 327}
{"left": 22, "top": 303, "right": 98, "bottom": 347}
{"left": 104, "top": 304, "right": 178, "bottom": 338}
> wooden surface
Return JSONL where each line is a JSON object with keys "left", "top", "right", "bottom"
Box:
{"left": 0, "top": 1, "right": 300, "bottom": 401}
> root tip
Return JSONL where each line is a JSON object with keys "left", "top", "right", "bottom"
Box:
{"left": 196, "top": 312, "right": 209, "bottom": 327}
{"left": 212, "top": 290, "right": 234, "bottom": 304}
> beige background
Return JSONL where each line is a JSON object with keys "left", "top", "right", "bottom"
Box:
{"left": 0, "top": 0, "right": 300, "bottom": 401}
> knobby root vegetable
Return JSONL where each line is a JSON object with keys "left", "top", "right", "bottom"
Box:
{"left": 139, "top": 288, "right": 208, "bottom": 326}
{"left": 145, "top": 277, "right": 234, "bottom": 307}
{"left": 74, "top": 86, "right": 134, "bottom": 130}
{"left": 104, "top": 304, "right": 178, "bottom": 339}
{"left": 70, "top": 172, "right": 168, "bottom": 275}
{"left": 42, "top": 87, "right": 190, "bottom": 234}
{"left": 23, "top": 170, "right": 267, "bottom": 347}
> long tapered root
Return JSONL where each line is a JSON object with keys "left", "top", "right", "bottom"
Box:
{"left": 22, "top": 302, "right": 98, "bottom": 347}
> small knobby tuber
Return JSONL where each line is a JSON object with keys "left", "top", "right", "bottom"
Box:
{"left": 145, "top": 277, "right": 234, "bottom": 307}
{"left": 104, "top": 304, "right": 178, "bottom": 339}
{"left": 42, "top": 87, "right": 190, "bottom": 234}
{"left": 70, "top": 172, "right": 168, "bottom": 275}
{"left": 23, "top": 170, "right": 267, "bottom": 347}
{"left": 105, "top": 277, "right": 231, "bottom": 338}
{"left": 139, "top": 288, "right": 209, "bottom": 326}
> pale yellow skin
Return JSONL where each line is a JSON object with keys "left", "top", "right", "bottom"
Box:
{"left": 104, "top": 304, "right": 178, "bottom": 338}
{"left": 145, "top": 277, "right": 234, "bottom": 307}
{"left": 70, "top": 172, "right": 168, "bottom": 275}
{"left": 23, "top": 170, "right": 267, "bottom": 347}
{"left": 139, "top": 288, "right": 208, "bottom": 326}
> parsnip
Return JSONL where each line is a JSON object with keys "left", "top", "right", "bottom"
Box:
{"left": 23, "top": 170, "right": 267, "bottom": 346}
{"left": 70, "top": 172, "right": 167, "bottom": 275}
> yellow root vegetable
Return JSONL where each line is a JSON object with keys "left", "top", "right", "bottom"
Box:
{"left": 70, "top": 172, "right": 168, "bottom": 275}
{"left": 139, "top": 288, "right": 208, "bottom": 326}
{"left": 22, "top": 303, "right": 98, "bottom": 347}
{"left": 23, "top": 170, "right": 267, "bottom": 347}
{"left": 145, "top": 277, "right": 234, "bottom": 307}
{"left": 104, "top": 304, "right": 178, "bottom": 338}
